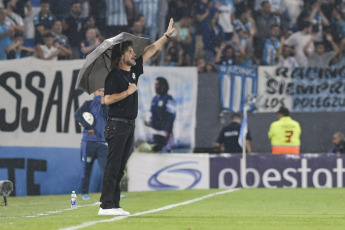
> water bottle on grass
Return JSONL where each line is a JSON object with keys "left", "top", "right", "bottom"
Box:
{"left": 71, "top": 191, "right": 77, "bottom": 208}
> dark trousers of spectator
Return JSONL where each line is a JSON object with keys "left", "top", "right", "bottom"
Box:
{"left": 100, "top": 120, "right": 134, "bottom": 209}
{"left": 104, "top": 26, "right": 129, "bottom": 39}
{"left": 81, "top": 141, "right": 108, "bottom": 194}
{"left": 152, "top": 134, "right": 168, "bottom": 152}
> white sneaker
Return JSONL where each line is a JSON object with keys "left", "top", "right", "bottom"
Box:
{"left": 113, "top": 208, "right": 130, "bottom": 215}
{"left": 98, "top": 208, "right": 119, "bottom": 215}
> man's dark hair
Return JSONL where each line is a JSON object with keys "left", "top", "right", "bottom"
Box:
{"left": 300, "top": 21, "right": 312, "bottom": 30}
{"left": 261, "top": 1, "right": 270, "bottom": 7}
{"left": 40, "top": 0, "right": 50, "bottom": 4}
{"left": 14, "top": 31, "right": 24, "bottom": 38}
{"left": 110, "top": 41, "right": 133, "bottom": 69}
{"left": 314, "top": 41, "right": 325, "bottom": 47}
{"left": 3, "top": 0, "right": 11, "bottom": 7}
{"left": 235, "top": 2, "right": 247, "bottom": 18}
{"left": 278, "top": 106, "right": 290, "bottom": 116}
{"left": 43, "top": 32, "right": 54, "bottom": 38}
{"left": 231, "top": 113, "right": 242, "bottom": 121}
{"left": 270, "top": 24, "right": 280, "bottom": 30}
{"left": 71, "top": 0, "right": 81, "bottom": 6}
{"left": 156, "top": 77, "right": 169, "bottom": 95}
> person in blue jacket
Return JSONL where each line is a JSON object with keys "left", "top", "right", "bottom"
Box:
{"left": 145, "top": 77, "right": 176, "bottom": 152}
{"left": 74, "top": 88, "right": 108, "bottom": 200}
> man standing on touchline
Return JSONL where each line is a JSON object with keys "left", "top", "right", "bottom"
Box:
{"left": 98, "top": 18, "right": 176, "bottom": 216}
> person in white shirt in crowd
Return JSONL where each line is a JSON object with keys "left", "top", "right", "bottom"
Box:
{"left": 284, "top": 20, "right": 314, "bottom": 67}
{"left": 283, "top": 0, "right": 304, "bottom": 29}
{"left": 51, "top": 19, "right": 72, "bottom": 60}
{"left": 277, "top": 44, "right": 299, "bottom": 69}
{"left": 3, "top": 0, "right": 24, "bottom": 34}
{"left": 214, "top": 0, "right": 235, "bottom": 41}
{"left": 306, "top": 0, "right": 330, "bottom": 41}
{"left": 303, "top": 32, "right": 339, "bottom": 68}
{"left": 23, "top": 0, "right": 40, "bottom": 40}
{"left": 35, "top": 32, "right": 59, "bottom": 60}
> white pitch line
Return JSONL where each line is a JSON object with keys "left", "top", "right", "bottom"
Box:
{"left": 25, "top": 202, "right": 101, "bottom": 218}
{"left": 59, "top": 189, "right": 240, "bottom": 230}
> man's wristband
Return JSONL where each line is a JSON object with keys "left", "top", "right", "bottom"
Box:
{"left": 164, "top": 33, "right": 170, "bottom": 39}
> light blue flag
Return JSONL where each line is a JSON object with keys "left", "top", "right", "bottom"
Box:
{"left": 238, "top": 112, "right": 247, "bottom": 148}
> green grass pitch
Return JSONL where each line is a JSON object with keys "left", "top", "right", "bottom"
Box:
{"left": 1, "top": 188, "right": 345, "bottom": 230}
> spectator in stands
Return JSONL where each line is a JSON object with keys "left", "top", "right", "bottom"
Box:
{"left": 330, "top": 37, "right": 345, "bottom": 68}
{"left": 277, "top": 44, "right": 299, "bottom": 68}
{"left": 268, "top": 106, "right": 301, "bottom": 155}
{"left": 284, "top": 21, "right": 313, "bottom": 66}
{"left": 128, "top": 18, "right": 147, "bottom": 39}
{"left": 4, "top": 0, "right": 25, "bottom": 34}
{"left": 135, "top": 13, "right": 145, "bottom": 29}
{"left": 215, "top": 113, "right": 252, "bottom": 154}
{"left": 166, "top": 0, "right": 192, "bottom": 23}
{"left": 205, "top": 61, "right": 217, "bottom": 72}
{"left": 233, "top": 4, "right": 256, "bottom": 66}
{"left": 50, "top": 0, "right": 75, "bottom": 18}
{"left": 80, "top": 0, "right": 90, "bottom": 18}
{"left": 214, "top": 42, "right": 237, "bottom": 65}
{"left": 35, "top": 32, "right": 59, "bottom": 60}
{"left": 104, "top": 0, "right": 134, "bottom": 38}
{"left": 171, "top": 15, "right": 193, "bottom": 59}
{"left": 254, "top": 1, "right": 281, "bottom": 57}
{"left": 5, "top": 32, "right": 35, "bottom": 59}
{"left": 195, "top": 57, "right": 207, "bottom": 72}
{"left": 304, "top": 33, "right": 339, "bottom": 68}
{"left": 33, "top": 0, "right": 55, "bottom": 45}
{"left": 13, "top": 0, "right": 31, "bottom": 19}
{"left": 80, "top": 28, "right": 101, "bottom": 59}
{"left": 193, "top": 0, "right": 219, "bottom": 61}
{"left": 88, "top": 0, "right": 106, "bottom": 31}
{"left": 24, "top": 0, "right": 40, "bottom": 41}
{"left": 214, "top": 0, "right": 235, "bottom": 41}
{"left": 133, "top": 0, "right": 159, "bottom": 42}
{"left": 51, "top": 19, "right": 72, "bottom": 60}
{"left": 284, "top": 0, "right": 304, "bottom": 30}
{"left": 331, "top": 8, "right": 345, "bottom": 40}
{"left": 305, "top": 0, "right": 329, "bottom": 41}
{"left": 80, "top": 16, "right": 96, "bottom": 40}
{"left": 164, "top": 39, "right": 190, "bottom": 66}
{"left": 255, "top": 0, "right": 289, "bottom": 28}
{"left": 261, "top": 24, "right": 281, "bottom": 65}
{"left": 254, "top": 0, "right": 285, "bottom": 14}
{"left": 0, "top": 7, "right": 14, "bottom": 60}
{"left": 204, "top": 5, "right": 220, "bottom": 63}
{"left": 329, "top": 132, "right": 345, "bottom": 154}
{"left": 63, "top": 1, "right": 84, "bottom": 59}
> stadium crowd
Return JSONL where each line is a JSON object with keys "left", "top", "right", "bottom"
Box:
{"left": 0, "top": 0, "right": 345, "bottom": 69}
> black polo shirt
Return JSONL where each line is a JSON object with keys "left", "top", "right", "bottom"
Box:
{"left": 216, "top": 122, "right": 252, "bottom": 153}
{"left": 104, "top": 56, "right": 143, "bottom": 120}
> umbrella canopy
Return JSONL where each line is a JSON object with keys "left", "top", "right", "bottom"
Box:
{"left": 76, "top": 32, "right": 150, "bottom": 94}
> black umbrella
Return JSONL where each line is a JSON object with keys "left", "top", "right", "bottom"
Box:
{"left": 76, "top": 32, "right": 150, "bottom": 94}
